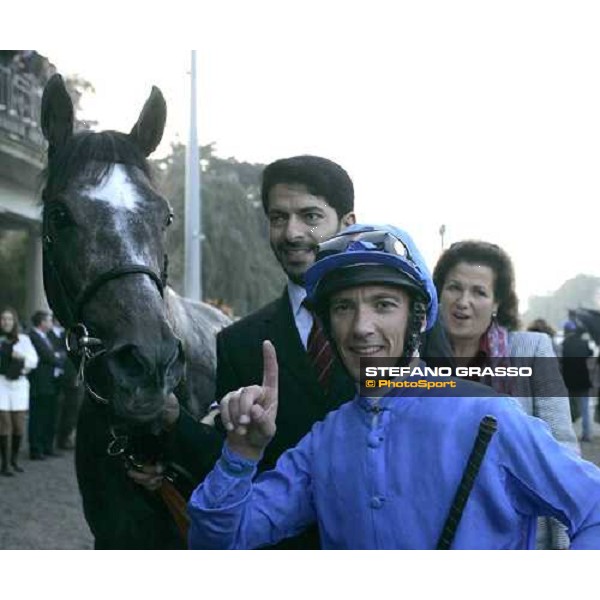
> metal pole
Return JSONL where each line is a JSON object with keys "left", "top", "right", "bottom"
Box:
{"left": 185, "top": 49, "right": 202, "bottom": 300}
{"left": 439, "top": 224, "right": 446, "bottom": 252}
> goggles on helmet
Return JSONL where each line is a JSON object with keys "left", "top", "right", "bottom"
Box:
{"left": 316, "top": 230, "right": 414, "bottom": 264}
{"left": 305, "top": 225, "right": 438, "bottom": 331}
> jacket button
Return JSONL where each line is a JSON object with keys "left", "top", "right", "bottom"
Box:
{"left": 367, "top": 433, "right": 380, "bottom": 448}
{"left": 370, "top": 496, "right": 384, "bottom": 509}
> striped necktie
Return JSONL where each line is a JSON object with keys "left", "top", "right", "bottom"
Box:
{"left": 307, "top": 313, "right": 334, "bottom": 390}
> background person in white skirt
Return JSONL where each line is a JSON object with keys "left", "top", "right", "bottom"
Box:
{"left": 0, "top": 307, "right": 39, "bottom": 475}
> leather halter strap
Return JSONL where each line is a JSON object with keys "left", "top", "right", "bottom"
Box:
{"left": 74, "top": 264, "right": 165, "bottom": 323}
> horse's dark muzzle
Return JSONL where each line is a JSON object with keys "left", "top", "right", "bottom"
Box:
{"left": 100, "top": 338, "right": 185, "bottom": 422}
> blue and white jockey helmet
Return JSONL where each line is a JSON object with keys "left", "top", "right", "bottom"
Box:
{"left": 304, "top": 223, "right": 438, "bottom": 331}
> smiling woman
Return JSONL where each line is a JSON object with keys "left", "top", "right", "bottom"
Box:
{"left": 438, "top": 262, "right": 499, "bottom": 358}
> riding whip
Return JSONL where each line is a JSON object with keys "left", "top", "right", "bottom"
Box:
{"left": 436, "top": 415, "right": 498, "bottom": 550}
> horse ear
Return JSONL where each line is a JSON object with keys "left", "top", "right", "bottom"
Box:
{"left": 129, "top": 86, "right": 166, "bottom": 157}
{"left": 41, "top": 74, "right": 74, "bottom": 154}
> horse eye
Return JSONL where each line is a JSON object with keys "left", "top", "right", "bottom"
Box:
{"left": 48, "top": 204, "right": 73, "bottom": 230}
{"left": 165, "top": 212, "right": 174, "bottom": 227}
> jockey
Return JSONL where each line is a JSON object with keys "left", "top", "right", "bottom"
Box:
{"left": 188, "top": 225, "right": 600, "bottom": 549}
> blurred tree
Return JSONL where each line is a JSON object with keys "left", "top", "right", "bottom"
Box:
{"left": 64, "top": 74, "right": 97, "bottom": 130}
{"left": 152, "top": 143, "right": 285, "bottom": 317}
{"left": 0, "top": 230, "right": 28, "bottom": 317}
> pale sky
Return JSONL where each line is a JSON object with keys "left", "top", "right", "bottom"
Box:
{"left": 35, "top": 2, "right": 600, "bottom": 313}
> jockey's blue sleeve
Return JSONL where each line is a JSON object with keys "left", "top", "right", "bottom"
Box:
{"left": 494, "top": 403, "right": 600, "bottom": 549}
{"left": 187, "top": 436, "right": 317, "bottom": 549}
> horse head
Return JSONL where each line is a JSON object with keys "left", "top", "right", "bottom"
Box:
{"left": 40, "top": 74, "right": 184, "bottom": 427}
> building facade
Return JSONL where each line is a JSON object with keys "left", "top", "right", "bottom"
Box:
{"left": 0, "top": 53, "right": 49, "bottom": 319}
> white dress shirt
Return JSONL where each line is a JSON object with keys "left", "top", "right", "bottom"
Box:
{"left": 287, "top": 280, "right": 314, "bottom": 350}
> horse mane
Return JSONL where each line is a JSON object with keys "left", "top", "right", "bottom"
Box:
{"left": 42, "top": 130, "right": 153, "bottom": 198}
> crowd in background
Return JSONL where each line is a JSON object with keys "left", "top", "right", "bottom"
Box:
{"left": 0, "top": 306, "right": 83, "bottom": 478}
{"left": 527, "top": 317, "right": 600, "bottom": 435}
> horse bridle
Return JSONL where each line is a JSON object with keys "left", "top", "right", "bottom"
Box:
{"left": 42, "top": 189, "right": 169, "bottom": 406}
{"left": 42, "top": 219, "right": 192, "bottom": 505}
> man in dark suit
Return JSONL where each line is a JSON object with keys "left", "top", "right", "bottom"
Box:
{"left": 216, "top": 156, "right": 357, "bottom": 467}
{"left": 213, "top": 157, "right": 358, "bottom": 548}
{"left": 28, "top": 310, "right": 66, "bottom": 459}
{"left": 561, "top": 320, "right": 593, "bottom": 441}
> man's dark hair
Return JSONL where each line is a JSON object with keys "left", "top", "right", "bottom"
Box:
{"left": 261, "top": 155, "right": 354, "bottom": 219}
{"left": 31, "top": 310, "right": 52, "bottom": 328}
{"left": 433, "top": 240, "right": 520, "bottom": 331}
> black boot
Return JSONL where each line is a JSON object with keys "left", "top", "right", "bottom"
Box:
{"left": 0, "top": 435, "right": 14, "bottom": 477}
{"left": 11, "top": 435, "right": 24, "bottom": 473}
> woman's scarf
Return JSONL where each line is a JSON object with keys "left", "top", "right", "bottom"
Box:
{"left": 475, "top": 321, "right": 514, "bottom": 395}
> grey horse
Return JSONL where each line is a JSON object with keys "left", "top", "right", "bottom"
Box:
{"left": 40, "top": 74, "right": 230, "bottom": 547}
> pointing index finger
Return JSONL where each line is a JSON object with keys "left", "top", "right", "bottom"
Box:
{"left": 261, "top": 340, "right": 278, "bottom": 401}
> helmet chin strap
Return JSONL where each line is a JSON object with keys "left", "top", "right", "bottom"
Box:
{"left": 400, "top": 299, "right": 427, "bottom": 363}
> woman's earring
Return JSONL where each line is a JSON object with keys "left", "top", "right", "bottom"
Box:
{"left": 492, "top": 311, "right": 498, "bottom": 322}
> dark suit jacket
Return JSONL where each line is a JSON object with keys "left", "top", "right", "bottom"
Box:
{"left": 47, "top": 328, "right": 74, "bottom": 386}
{"left": 28, "top": 329, "right": 63, "bottom": 397}
{"left": 561, "top": 334, "right": 592, "bottom": 391}
{"left": 217, "top": 290, "right": 356, "bottom": 470}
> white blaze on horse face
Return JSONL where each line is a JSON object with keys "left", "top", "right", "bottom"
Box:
{"left": 87, "top": 164, "right": 142, "bottom": 211}
{"left": 85, "top": 164, "right": 154, "bottom": 270}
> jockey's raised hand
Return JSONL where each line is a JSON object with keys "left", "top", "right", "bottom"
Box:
{"left": 220, "top": 340, "right": 278, "bottom": 461}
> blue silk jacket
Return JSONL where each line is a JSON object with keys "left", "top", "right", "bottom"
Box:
{"left": 188, "top": 380, "right": 600, "bottom": 549}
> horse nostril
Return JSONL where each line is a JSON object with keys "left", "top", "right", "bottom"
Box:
{"left": 106, "top": 340, "right": 183, "bottom": 394}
